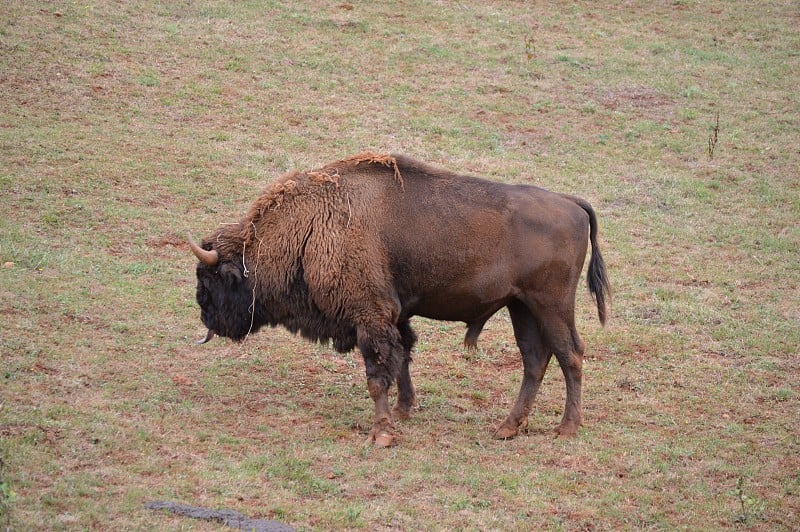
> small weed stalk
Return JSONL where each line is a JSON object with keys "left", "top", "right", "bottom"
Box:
{"left": 524, "top": 34, "right": 536, "bottom": 60}
{"left": 732, "top": 477, "right": 766, "bottom": 524}
{"left": 707, "top": 111, "right": 720, "bottom": 160}
{"left": 0, "top": 458, "right": 15, "bottom": 532}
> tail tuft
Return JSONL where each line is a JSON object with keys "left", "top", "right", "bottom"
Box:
{"left": 574, "top": 198, "right": 611, "bottom": 325}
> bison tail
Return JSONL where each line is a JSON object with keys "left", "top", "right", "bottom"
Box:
{"left": 574, "top": 198, "right": 611, "bottom": 326}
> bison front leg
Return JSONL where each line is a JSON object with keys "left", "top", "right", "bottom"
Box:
{"left": 365, "top": 375, "right": 395, "bottom": 447}
{"left": 358, "top": 325, "right": 404, "bottom": 448}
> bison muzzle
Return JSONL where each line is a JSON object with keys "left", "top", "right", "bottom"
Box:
{"left": 189, "top": 153, "right": 610, "bottom": 446}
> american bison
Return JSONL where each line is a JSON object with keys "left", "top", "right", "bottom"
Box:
{"left": 189, "top": 153, "right": 610, "bottom": 446}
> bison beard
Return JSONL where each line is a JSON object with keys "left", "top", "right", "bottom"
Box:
{"left": 190, "top": 153, "right": 610, "bottom": 447}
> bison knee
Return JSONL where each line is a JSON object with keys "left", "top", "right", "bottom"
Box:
{"left": 357, "top": 325, "right": 404, "bottom": 379}
{"left": 367, "top": 378, "right": 387, "bottom": 401}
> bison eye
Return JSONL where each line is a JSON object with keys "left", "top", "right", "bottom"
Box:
{"left": 219, "top": 263, "right": 242, "bottom": 284}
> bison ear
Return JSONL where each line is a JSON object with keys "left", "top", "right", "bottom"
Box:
{"left": 219, "top": 262, "right": 242, "bottom": 285}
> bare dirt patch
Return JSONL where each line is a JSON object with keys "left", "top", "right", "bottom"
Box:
{"left": 597, "top": 85, "right": 674, "bottom": 111}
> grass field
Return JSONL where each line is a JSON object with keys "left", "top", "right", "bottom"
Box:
{"left": 1, "top": 1, "right": 798, "bottom": 529}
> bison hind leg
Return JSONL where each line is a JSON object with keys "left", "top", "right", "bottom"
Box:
{"left": 494, "top": 300, "right": 553, "bottom": 440}
{"left": 538, "top": 310, "right": 585, "bottom": 438}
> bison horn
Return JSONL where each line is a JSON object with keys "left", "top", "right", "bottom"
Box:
{"left": 188, "top": 235, "right": 219, "bottom": 266}
{"left": 197, "top": 329, "right": 216, "bottom": 344}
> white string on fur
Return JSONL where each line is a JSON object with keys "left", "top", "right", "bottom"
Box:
{"left": 243, "top": 221, "right": 264, "bottom": 343}
{"left": 241, "top": 240, "right": 250, "bottom": 278}
{"left": 346, "top": 193, "right": 352, "bottom": 228}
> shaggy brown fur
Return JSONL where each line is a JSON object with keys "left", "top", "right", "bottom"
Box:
{"left": 341, "top": 151, "right": 404, "bottom": 188}
{"left": 191, "top": 153, "right": 610, "bottom": 446}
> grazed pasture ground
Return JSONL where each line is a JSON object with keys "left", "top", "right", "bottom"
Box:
{"left": 1, "top": 1, "right": 798, "bottom": 529}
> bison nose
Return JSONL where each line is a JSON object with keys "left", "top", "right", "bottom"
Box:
{"left": 196, "top": 329, "right": 216, "bottom": 344}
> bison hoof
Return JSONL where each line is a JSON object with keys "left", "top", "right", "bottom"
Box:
{"left": 493, "top": 423, "right": 519, "bottom": 440}
{"left": 555, "top": 423, "right": 579, "bottom": 438}
{"left": 367, "top": 428, "right": 396, "bottom": 448}
{"left": 373, "top": 431, "right": 396, "bottom": 448}
{"left": 391, "top": 404, "right": 413, "bottom": 420}
{"left": 494, "top": 417, "right": 529, "bottom": 440}
{"left": 368, "top": 421, "right": 397, "bottom": 448}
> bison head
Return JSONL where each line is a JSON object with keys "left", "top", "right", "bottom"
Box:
{"left": 189, "top": 235, "right": 258, "bottom": 343}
